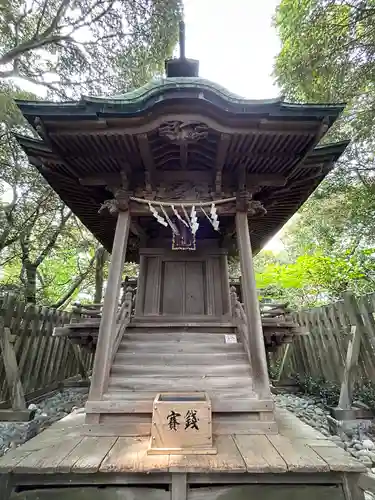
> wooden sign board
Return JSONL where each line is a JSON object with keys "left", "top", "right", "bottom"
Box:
{"left": 147, "top": 392, "right": 216, "bottom": 455}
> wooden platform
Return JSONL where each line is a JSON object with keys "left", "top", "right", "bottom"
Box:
{"left": 0, "top": 407, "right": 367, "bottom": 499}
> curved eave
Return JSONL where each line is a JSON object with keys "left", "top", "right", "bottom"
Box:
{"left": 15, "top": 79, "right": 346, "bottom": 132}
{"left": 250, "top": 140, "right": 350, "bottom": 254}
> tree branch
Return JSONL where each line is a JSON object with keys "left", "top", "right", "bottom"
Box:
{"left": 34, "top": 210, "right": 73, "bottom": 267}
{"left": 51, "top": 248, "right": 98, "bottom": 309}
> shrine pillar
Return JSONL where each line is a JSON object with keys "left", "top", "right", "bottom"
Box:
{"left": 88, "top": 201, "right": 130, "bottom": 405}
{"left": 235, "top": 209, "right": 271, "bottom": 399}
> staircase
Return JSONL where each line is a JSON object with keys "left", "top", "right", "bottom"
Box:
{"left": 86, "top": 322, "right": 277, "bottom": 435}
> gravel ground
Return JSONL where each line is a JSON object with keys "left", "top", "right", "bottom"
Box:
{"left": 0, "top": 387, "right": 88, "bottom": 456}
{"left": 275, "top": 392, "right": 375, "bottom": 500}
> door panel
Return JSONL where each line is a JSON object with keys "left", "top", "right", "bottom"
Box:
{"left": 161, "top": 261, "right": 185, "bottom": 315}
{"left": 185, "top": 261, "right": 205, "bottom": 315}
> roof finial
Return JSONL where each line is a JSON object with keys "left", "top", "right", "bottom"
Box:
{"left": 179, "top": 21, "right": 186, "bottom": 60}
{"left": 165, "top": 20, "right": 199, "bottom": 78}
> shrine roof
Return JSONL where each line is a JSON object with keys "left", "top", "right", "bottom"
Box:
{"left": 13, "top": 37, "right": 349, "bottom": 261}
{"left": 15, "top": 78, "right": 345, "bottom": 127}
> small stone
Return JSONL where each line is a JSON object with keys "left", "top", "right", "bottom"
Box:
{"left": 363, "top": 439, "right": 375, "bottom": 450}
{"left": 360, "top": 456, "right": 373, "bottom": 467}
{"left": 336, "top": 441, "right": 346, "bottom": 450}
{"left": 28, "top": 404, "right": 38, "bottom": 411}
{"left": 357, "top": 449, "right": 371, "bottom": 457}
{"left": 354, "top": 443, "right": 363, "bottom": 450}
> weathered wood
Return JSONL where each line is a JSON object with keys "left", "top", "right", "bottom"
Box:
{"left": 267, "top": 434, "right": 329, "bottom": 472}
{"left": 0, "top": 409, "right": 36, "bottom": 421}
{"left": 275, "top": 344, "right": 291, "bottom": 382}
{"left": 88, "top": 209, "right": 130, "bottom": 403}
{"left": 107, "top": 376, "right": 253, "bottom": 392}
{"left": 99, "top": 436, "right": 170, "bottom": 473}
{"left": 0, "top": 473, "right": 12, "bottom": 500}
{"left": 235, "top": 211, "right": 271, "bottom": 399}
{"left": 171, "top": 473, "right": 187, "bottom": 500}
{"left": 169, "top": 435, "right": 246, "bottom": 473}
{"left": 233, "top": 435, "right": 287, "bottom": 472}
{"left": 87, "top": 396, "right": 273, "bottom": 414}
{"left": 15, "top": 437, "right": 83, "bottom": 473}
{"left": 358, "top": 472, "right": 375, "bottom": 494}
{"left": 338, "top": 294, "right": 363, "bottom": 410}
{"left": 0, "top": 321, "right": 26, "bottom": 411}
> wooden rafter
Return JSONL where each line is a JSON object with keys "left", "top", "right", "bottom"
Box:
{"left": 180, "top": 143, "right": 188, "bottom": 169}
{"left": 137, "top": 134, "right": 155, "bottom": 192}
{"left": 215, "top": 134, "right": 231, "bottom": 194}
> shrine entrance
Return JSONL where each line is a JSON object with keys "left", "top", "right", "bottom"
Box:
{"left": 135, "top": 248, "right": 231, "bottom": 320}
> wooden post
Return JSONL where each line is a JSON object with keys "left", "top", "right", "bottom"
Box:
{"left": 338, "top": 292, "right": 363, "bottom": 411}
{"left": 276, "top": 344, "right": 291, "bottom": 383}
{"left": 88, "top": 209, "right": 130, "bottom": 403}
{"left": 235, "top": 211, "right": 271, "bottom": 399}
{"left": 0, "top": 321, "right": 26, "bottom": 411}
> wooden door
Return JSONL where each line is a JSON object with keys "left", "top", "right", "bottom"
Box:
{"left": 161, "top": 260, "right": 206, "bottom": 315}
{"left": 136, "top": 249, "right": 231, "bottom": 319}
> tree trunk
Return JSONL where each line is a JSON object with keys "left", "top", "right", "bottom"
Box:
{"left": 94, "top": 247, "right": 107, "bottom": 303}
{"left": 24, "top": 263, "right": 37, "bottom": 304}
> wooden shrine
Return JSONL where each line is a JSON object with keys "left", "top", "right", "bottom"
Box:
{"left": 2, "top": 20, "right": 366, "bottom": 500}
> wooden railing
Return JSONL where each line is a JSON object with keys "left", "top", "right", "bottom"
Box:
{"left": 230, "top": 286, "right": 252, "bottom": 364}
{"left": 111, "top": 286, "right": 133, "bottom": 361}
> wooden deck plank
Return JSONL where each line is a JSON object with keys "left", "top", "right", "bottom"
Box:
{"left": 15, "top": 437, "right": 84, "bottom": 473}
{"left": 307, "top": 442, "right": 366, "bottom": 473}
{"left": 99, "top": 437, "right": 170, "bottom": 473}
{"left": 233, "top": 435, "right": 287, "bottom": 473}
{"left": 0, "top": 406, "right": 365, "bottom": 476}
{"left": 275, "top": 407, "right": 327, "bottom": 441}
{"left": 56, "top": 437, "right": 117, "bottom": 473}
{"left": 0, "top": 448, "right": 33, "bottom": 473}
{"left": 267, "top": 434, "right": 329, "bottom": 472}
{"left": 168, "top": 435, "right": 246, "bottom": 473}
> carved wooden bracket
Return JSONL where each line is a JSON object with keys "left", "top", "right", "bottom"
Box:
{"left": 99, "top": 187, "right": 130, "bottom": 215}
{"left": 236, "top": 191, "right": 267, "bottom": 216}
{"left": 159, "top": 121, "right": 208, "bottom": 143}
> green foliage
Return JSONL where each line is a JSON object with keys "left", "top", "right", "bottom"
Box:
{"left": 0, "top": 0, "right": 183, "bottom": 97}
{"left": 294, "top": 374, "right": 341, "bottom": 407}
{"left": 271, "top": 0, "right": 375, "bottom": 307}
{"left": 293, "top": 374, "right": 375, "bottom": 410}
{"left": 0, "top": 1, "right": 182, "bottom": 306}
{"left": 254, "top": 247, "right": 375, "bottom": 308}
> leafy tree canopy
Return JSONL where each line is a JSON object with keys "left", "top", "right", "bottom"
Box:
{"left": 0, "top": 0, "right": 183, "bottom": 97}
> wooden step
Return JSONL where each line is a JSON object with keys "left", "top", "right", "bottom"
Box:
{"left": 113, "top": 352, "right": 248, "bottom": 365}
{"left": 86, "top": 397, "right": 274, "bottom": 414}
{"left": 108, "top": 376, "right": 253, "bottom": 392}
{"left": 117, "top": 341, "right": 244, "bottom": 354}
{"left": 121, "top": 332, "right": 235, "bottom": 343}
{"left": 110, "top": 363, "right": 251, "bottom": 377}
{"left": 84, "top": 413, "right": 278, "bottom": 435}
{"left": 128, "top": 322, "right": 235, "bottom": 333}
